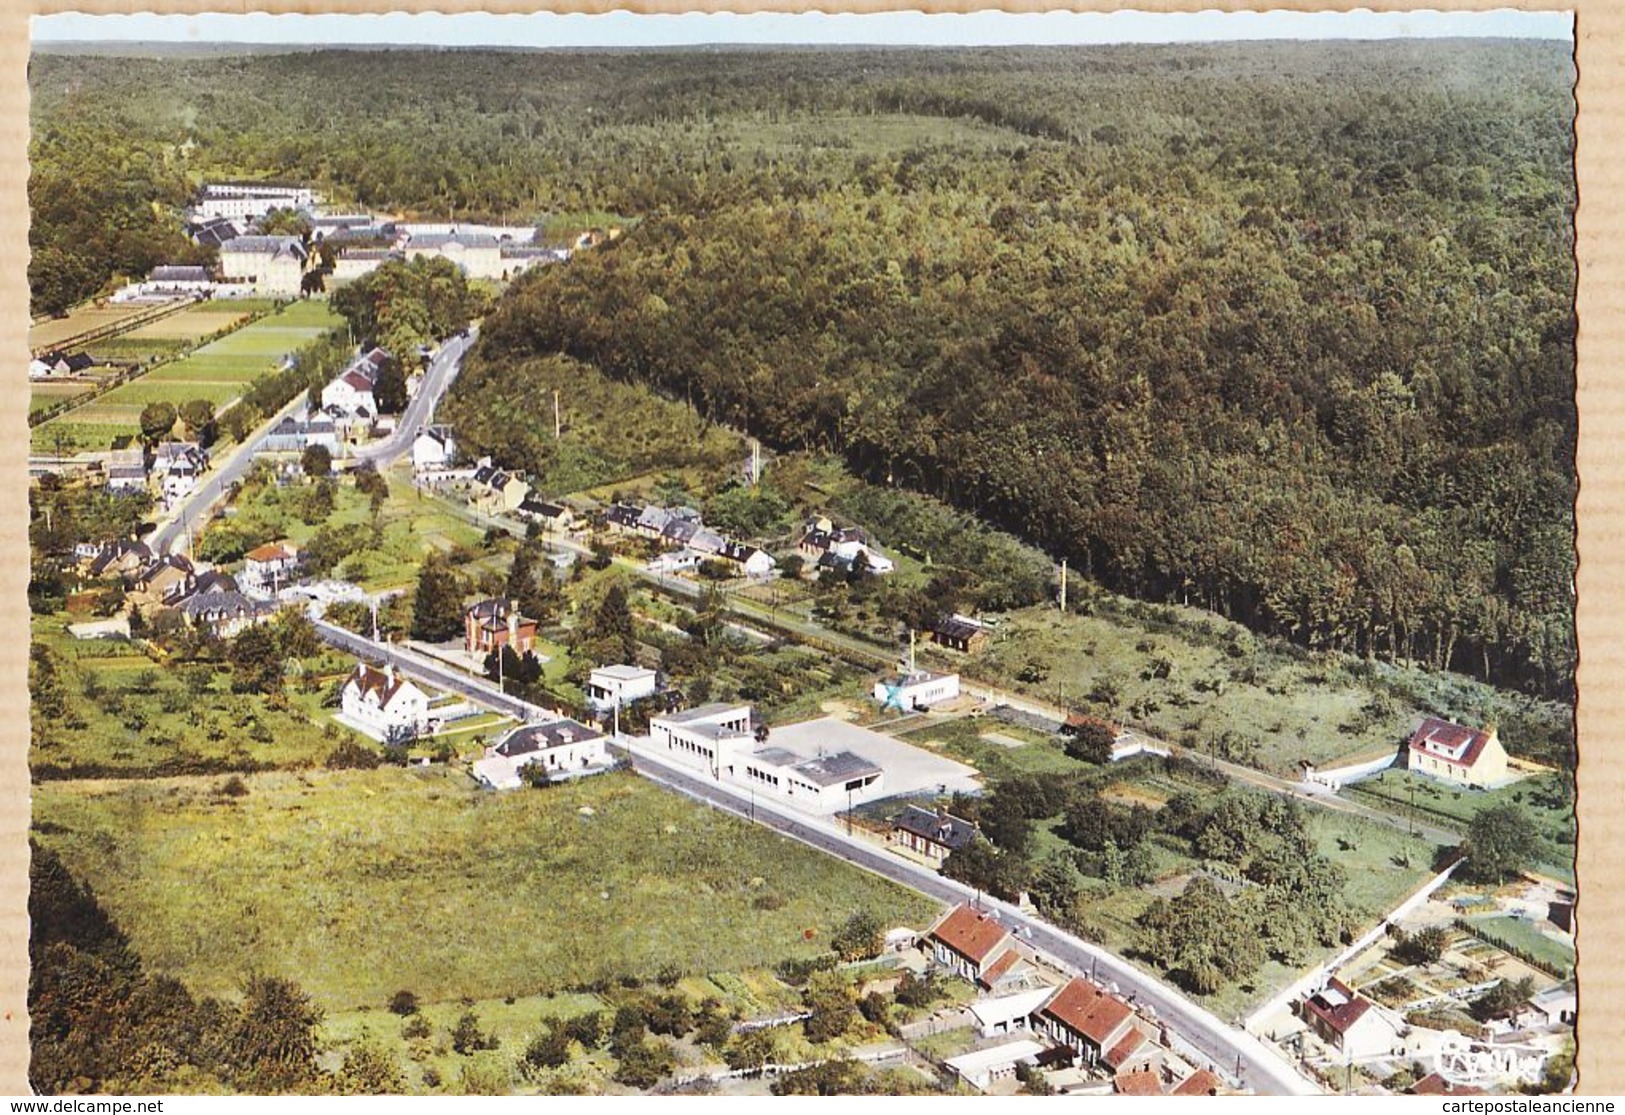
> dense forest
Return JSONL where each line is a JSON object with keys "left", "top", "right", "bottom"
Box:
{"left": 30, "top": 41, "right": 1576, "bottom": 695}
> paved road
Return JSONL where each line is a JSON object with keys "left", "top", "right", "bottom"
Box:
{"left": 351, "top": 328, "right": 477, "bottom": 468}
{"left": 313, "top": 619, "right": 549, "bottom": 723}
{"left": 310, "top": 617, "right": 1319, "bottom": 1095}
{"left": 154, "top": 328, "right": 474, "bottom": 556}
{"left": 410, "top": 491, "right": 1469, "bottom": 851}
{"left": 613, "top": 738, "right": 1323, "bottom": 1096}
{"left": 151, "top": 391, "right": 309, "bottom": 555}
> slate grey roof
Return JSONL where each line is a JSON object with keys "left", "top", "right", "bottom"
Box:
{"left": 410, "top": 232, "right": 499, "bottom": 251}
{"left": 222, "top": 235, "right": 308, "bottom": 261}
{"left": 149, "top": 265, "right": 211, "bottom": 284}
{"left": 892, "top": 805, "right": 978, "bottom": 850}
{"left": 790, "top": 751, "right": 883, "bottom": 787}
{"left": 496, "top": 718, "right": 603, "bottom": 757}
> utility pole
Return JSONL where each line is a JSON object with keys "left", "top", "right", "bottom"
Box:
{"left": 1059, "top": 557, "right": 1067, "bottom": 612}
{"left": 553, "top": 390, "right": 561, "bottom": 441}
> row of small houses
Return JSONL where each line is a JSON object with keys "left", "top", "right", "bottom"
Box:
{"left": 603, "top": 502, "right": 777, "bottom": 578}
{"left": 921, "top": 904, "right": 1225, "bottom": 1096}
{"left": 75, "top": 539, "right": 300, "bottom": 639}
{"left": 96, "top": 440, "right": 210, "bottom": 509}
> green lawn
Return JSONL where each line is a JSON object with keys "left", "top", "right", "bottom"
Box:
{"left": 1465, "top": 915, "right": 1575, "bottom": 976}
{"left": 32, "top": 767, "right": 937, "bottom": 1011}
{"left": 893, "top": 717, "right": 1085, "bottom": 781}
{"left": 1345, "top": 768, "right": 1575, "bottom": 879}
{"left": 1304, "top": 809, "right": 1443, "bottom": 915}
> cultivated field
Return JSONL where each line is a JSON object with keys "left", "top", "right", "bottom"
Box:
{"left": 29, "top": 303, "right": 154, "bottom": 350}
{"left": 120, "top": 305, "right": 252, "bottom": 341}
{"left": 31, "top": 767, "right": 937, "bottom": 1009}
{"left": 33, "top": 300, "right": 340, "bottom": 453}
{"left": 29, "top": 381, "right": 92, "bottom": 414}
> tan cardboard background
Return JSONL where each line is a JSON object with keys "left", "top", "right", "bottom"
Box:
{"left": 0, "top": 0, "right": 1608, "bottom": 1096}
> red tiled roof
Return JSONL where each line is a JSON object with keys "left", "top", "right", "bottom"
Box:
{"left": 349, "top": 664, "right": 410, "bottom": 708}
{"left": 1303, "top": 978, "right": 1372, "bottom": 1035}
{"left": 1114, "top": 1069, "right": 1162, "bottom": 1096}
{"left": 1407, "top": 717, "right": 1493, "bottom": 768}
{"left": 1171, "top": 1069, "right": 1223, "bottom": 1096}
{"left": 930, "top": 904, "right": 1013, "bottom": 966}
{"left": 1409, "top": 1073, "right": 1486, "bottom": 1096}
{"left": 1104, "top": 1027, "right": 1149, "bottom": 1069}
{"left": 977, "top": 947, "right": 1022, "bottom": 990}
{"left": 245, "top": 543, "right": 292, "bottom": 563}
{"left": 1041, "top": 977, "right": 1135, "bottom": 1048}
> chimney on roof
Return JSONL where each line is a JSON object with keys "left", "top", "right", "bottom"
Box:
{"left": 384, "top": 661, "right": 394, "bottom": 686}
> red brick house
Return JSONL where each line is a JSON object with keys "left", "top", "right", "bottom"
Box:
{"left": 465, "top": 598, "right": 538, "bottom": 656}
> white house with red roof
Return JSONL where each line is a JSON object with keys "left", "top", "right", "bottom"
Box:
{"left": 1032, "top": 976, "right": 1138, "bottom": 1068}
{"left": 925, "top": 904, "right": 1039, "bottom": 992}
{"left": 241, "top": 542, "right": 299, "bottom": 599}
{"left": 1299, "top": 977, "right": 1404, "bottom": 1058}
{"left": 1405, "top": 717, "right": 1509, "bottom": 789}
{"left": 321, "top": 347, "right": 392, "bottom": 420}
{"left": 339, "top": 661, "right": 429, "bottom": 742}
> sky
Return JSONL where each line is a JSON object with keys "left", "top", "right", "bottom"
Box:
{"left": 32, "top": 9, "right": 1574, "bottom": 49}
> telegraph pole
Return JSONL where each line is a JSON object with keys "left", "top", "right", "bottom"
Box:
{"left": 553, "top": 390, "right": 561, "bottom": 441}
{"left": 1059, "top": 557, "right": 1067, "bottom": 612}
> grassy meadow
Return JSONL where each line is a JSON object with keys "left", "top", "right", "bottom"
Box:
{"left": 932, "top": 600, "right": 1573, "bottom": 778}
{"left": 31, "top": 767, "right": 937, "bottom": 1011}
{"left": 1345, "top": 767, "right": 1575, "bottom": 882}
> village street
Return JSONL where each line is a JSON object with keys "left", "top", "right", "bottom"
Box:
{"left": 350, "top": 327, "right": 477, "bottom": 468}
{"left": 311, "top": 620, "right": 1324, "bottom": 1097}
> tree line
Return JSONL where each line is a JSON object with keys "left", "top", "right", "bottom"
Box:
{"left": 28, "top": 41, "right": 1576, "bottom": 698}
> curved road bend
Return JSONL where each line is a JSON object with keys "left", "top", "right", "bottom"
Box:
{"left": 351, "top": 327, "right": 477, "bottom": 469}
{"left": 617, "top": 740, "right": 1324, "bottom": 1097}
{"left": 154, "top": 329, "right": 476, "bottom": 555}
{"left": 312, "top": 620, "right": 1320, "bottom": 1096}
